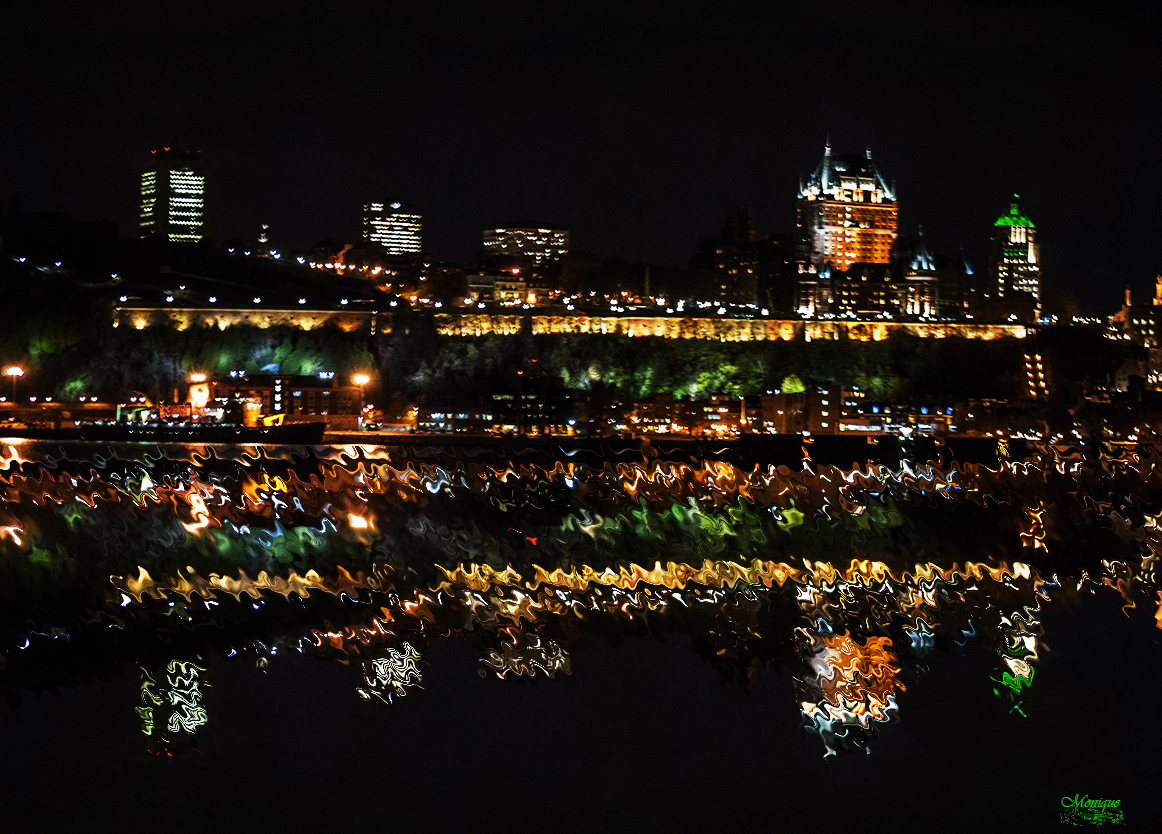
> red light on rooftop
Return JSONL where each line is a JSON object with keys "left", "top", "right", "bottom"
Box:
{"left": 164, "top": 146, "right": 170, "bottom": 151}
{"left": 150, "top": 149, "right": 156, "bottom": 154}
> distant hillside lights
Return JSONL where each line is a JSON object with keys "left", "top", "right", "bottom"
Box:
{"left": 363, "top": 202, "right": 422, "bottom": 254}
{"left": 483, "top": 228, "right": 569, "bottom": 265}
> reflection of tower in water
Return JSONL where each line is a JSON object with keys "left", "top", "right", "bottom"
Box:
{"left": 136, "top": 660, "right": 208, "bottom": 754}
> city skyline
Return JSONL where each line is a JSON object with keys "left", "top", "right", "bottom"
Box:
{"left": 3, "top": 2, "right": 1159, "bottom": 312}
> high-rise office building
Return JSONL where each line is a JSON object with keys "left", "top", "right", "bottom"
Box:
{"left": 363, "top": 202, "right": 422, "bottom": 254}
{"left": 483, "top": 228, "right": 569, "bottom": 265}
{"left": 140, "top": 147, "right": 205, "bottom": 242}
{"left": 987, "top": 197, "right": 1041, "bottom": 304}
{"left": 796, "top": 141, "right": 898, "bottom": 271}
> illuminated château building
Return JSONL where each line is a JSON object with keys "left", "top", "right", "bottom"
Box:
{"left": 140, "top": 147, "right": 205, "bottom": 242}
{"left": 796, "top": 141, "right": 898, "bottom": 272}
{"left": 986, "top": 197, "right": 1041, "bottom": 308}
{"left": 363, "top": 202, "right": 422, "bottom": 254}
{"left": 483, "top": 228, "right": 569, "bottom": 265}
{"left": 796, "top": 228, "right": 968, "bottom": 321}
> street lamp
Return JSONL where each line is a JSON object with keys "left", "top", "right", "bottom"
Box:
{"left": 5, "top": 366, "right": 24, "bottom": 400}
{"left": 353, "top": 374, "right": 371, "bottom": 428}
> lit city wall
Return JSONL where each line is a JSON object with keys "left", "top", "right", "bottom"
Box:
{"left": 113, "top": 308, "right": 1025, "bottom": 341}
{"left": 113, "top": 307, "right": 383, "bottom": 334}
{"left": 507, "top": 315, "right": 1020, "bottom": 341}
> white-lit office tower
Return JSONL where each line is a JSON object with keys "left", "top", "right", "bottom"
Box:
{"left": 483, "top": 228, "right": 569, "bottom": 265}
{"left": 140, "top": 147, "right": 206, "bottom": 242}
{"left": 363, "top": 202, "right": 422, "bottom": 254}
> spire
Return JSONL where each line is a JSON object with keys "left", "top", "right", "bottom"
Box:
{"left": 824, "top": 135, "right": 831, "bottom": 156}
{"left": 866, "top": 143, "right": 872, "bottom": 160}
{"left": 911, "top": 225, "right": 934, "bottom": 272}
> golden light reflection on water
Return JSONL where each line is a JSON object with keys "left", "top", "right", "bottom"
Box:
{"left": 1, "top": 438, "right": 1160, "bottom": 754}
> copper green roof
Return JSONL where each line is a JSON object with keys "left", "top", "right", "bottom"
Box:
{"left": 994, "top": 197, "right": 1034, "bottom": 227}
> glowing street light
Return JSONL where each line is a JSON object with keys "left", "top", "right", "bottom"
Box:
{"left": 353, "top": 374, "right": 371, "bottom": 428}
{"left": 5, "top": 366, "right": 24, "bottom": 400}
{"left": 188, "top": 372, "right": 207, "bottom": 383}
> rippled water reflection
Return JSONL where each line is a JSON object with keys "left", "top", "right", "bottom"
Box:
{"left": 0, "top": 437, "right": 1155, "bottom": 756}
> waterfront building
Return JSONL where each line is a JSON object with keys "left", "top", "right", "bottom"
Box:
{"left": 483, "top": 227, "right": 569, "bottom": 265}
{"left": 140, "top": 147, "right": 205, "bottom": 242}
{"left": 363, "top": 202, "right": 422, "bottom": 254}
{"left": 212, "top": 372, "right": 360, "bottom": 419}
{"left": 986, "top": 197, "right": 1041, "bottom": 307}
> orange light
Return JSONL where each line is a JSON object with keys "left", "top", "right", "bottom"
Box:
{"left": 353, "top": 374, "right": 371, "bottom": 386}
{"left": 188, "top": 383, "right": 211, "bottom": 409}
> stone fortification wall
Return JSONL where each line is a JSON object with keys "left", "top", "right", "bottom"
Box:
{"left": 438, "top": 314, "right": 1025, "bottom": 341}
{"left": 114, "top": 308, "right": 1025, "bottom": 342}
{"left": 113, "top": 307, "right": 382, "bottom": 334}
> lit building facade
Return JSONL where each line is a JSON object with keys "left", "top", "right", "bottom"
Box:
{"left": 140, "top": 147, "right": 205, "bottom": 242}
{"left": 796, "top": 142, "right": 898, "bottom": 272}
{"left": 483, "top": 228, "right": 569, "bottom": 265}
{"left": 987, "top": 198, "right": 1041, "bottom": 305}
{"left": 363, "top": 202, "right": 422, "bottom": 254}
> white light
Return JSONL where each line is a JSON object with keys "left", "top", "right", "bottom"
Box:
{"left": 253, "top": 297, "right": 261, "bottom": 303}
{"left": 209, "top": 296, "right": 217, "bottom": 303}
{"left": 165, "top": 296, "right": 173, "bottom": 302}
{"left": 299, "top": 298, "right": 306, "bottom": 304}
{"left": 119, "top": 296, "right": 128, "bottom": 302}
{"left": 341, "top": 299, "right": 348, "bottom": 305}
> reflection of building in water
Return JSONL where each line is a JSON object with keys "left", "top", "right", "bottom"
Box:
{"left": 356, "top": 644, "right": 423, "bottom": 704}
{"left": 480, "top": 633, "right": 571, "bottom": 679}
{"left": 797, "top": 628, "right": 905, "bottom": 756}
{"left": 136, "top": 660, "right": 208, "bottom": 751}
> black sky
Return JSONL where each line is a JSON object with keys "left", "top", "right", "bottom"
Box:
{"left": 2, "top": 0, "right": 1159, "bottom": 309}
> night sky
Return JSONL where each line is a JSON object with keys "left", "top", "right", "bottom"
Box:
{"left": 3, "top": 1, "right": 1159, "bottom": 310}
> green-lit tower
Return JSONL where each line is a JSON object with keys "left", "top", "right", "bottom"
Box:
{"left": 987, "top": 196, "right": 1041, "bottom": 310}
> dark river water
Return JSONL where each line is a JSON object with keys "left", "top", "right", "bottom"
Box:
{"left": 0, "top": 437, "right": 1154, "bottom": 831}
